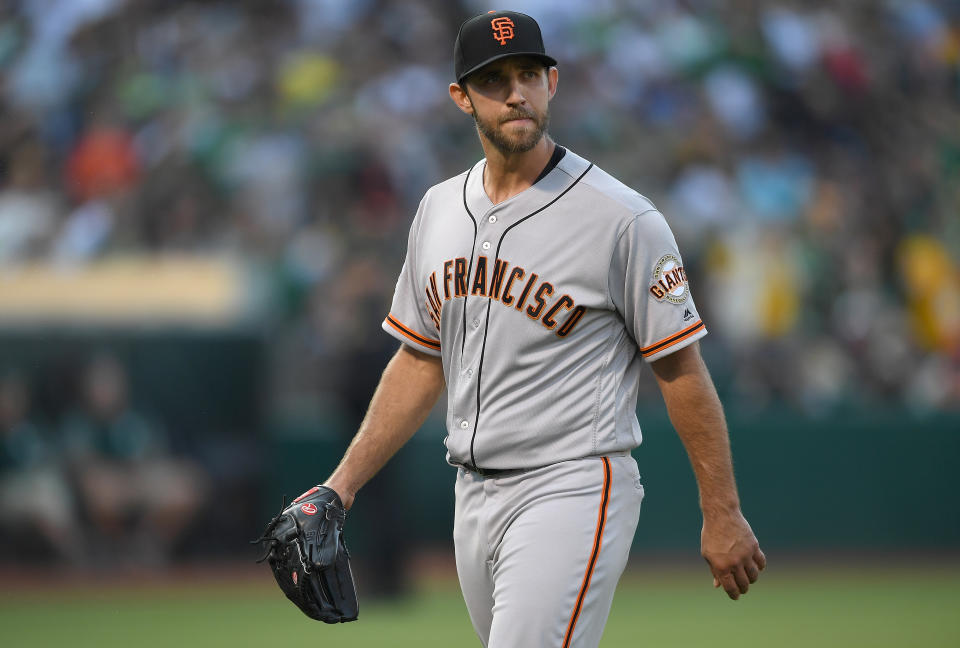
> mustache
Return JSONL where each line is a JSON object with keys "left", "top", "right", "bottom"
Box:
{"left": 500, "top": 109, "right": 537, "bottom": 124}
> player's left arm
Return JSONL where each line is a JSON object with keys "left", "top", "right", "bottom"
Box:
{"left": 650, "top": 341, "right": 766, "bottom": 600}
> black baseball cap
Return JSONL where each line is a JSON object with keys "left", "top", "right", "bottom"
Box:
{"left": 454, "top": 10, "right": 557, "bottom": 84}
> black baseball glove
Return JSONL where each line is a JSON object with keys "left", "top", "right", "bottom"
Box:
{"left": 252, "top": 485, "right": 359, "bottom": 623}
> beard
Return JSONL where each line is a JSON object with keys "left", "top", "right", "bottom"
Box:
{"left": 473, "top": 105, "right": 550, "bottom": 155}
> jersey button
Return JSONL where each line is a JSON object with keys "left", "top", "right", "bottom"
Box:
{"left": 481, "top": 241, "right": 491, "bottom": 250}
{"left": 467, "top": 369, "right": 473, "bottom": 377}
{"left": 488, "top": 215, "right": 497, "bottom": 223}
{"left": 460, "top": 420, "right": 469, "bottom": 429}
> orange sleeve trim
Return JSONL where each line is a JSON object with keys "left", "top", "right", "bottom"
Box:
{"left": 640, "top": 319, "right": 705, "bottom": 357}
{"left": 562, "top": 457, "right": 611, "bottom": 648}
{"left": 384, "top": 314, "right": 441, "bottom": 351}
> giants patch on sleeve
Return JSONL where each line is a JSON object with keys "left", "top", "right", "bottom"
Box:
{"left": 648, "top": 254, "right": 688, "bottom": 304}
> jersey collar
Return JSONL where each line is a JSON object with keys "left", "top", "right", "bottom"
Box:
{"left": 464, "top": 149, "right": 592, "bottom": 222}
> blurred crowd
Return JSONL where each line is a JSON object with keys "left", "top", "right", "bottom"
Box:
{"left": 0, "top": 352, "right": 206, "bottom": 567}
{"left": 0, "top": 0, "right": 958, "bottom": 425}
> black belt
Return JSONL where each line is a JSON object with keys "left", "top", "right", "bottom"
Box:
{"left": 459, "top": 463, "right": 513, "bottom": 478}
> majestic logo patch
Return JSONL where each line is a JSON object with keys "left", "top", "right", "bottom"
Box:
{"left": 649, "top": 254, "right": 689, "bottom": 304}
{"left": 683, "top": 308, "right": 694, "bottom": 321}
{"left": 300, "top": 503, "right": 318, "bottom": 516}
{"left": 491, "top": 17, "right": 515, "bottom": 45}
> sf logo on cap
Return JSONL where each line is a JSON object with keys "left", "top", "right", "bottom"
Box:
{"left": 491, "top": 17, "right": 515, "bottom": 45}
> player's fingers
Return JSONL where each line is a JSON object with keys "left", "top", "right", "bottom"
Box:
{"left": 713, "top": 576, "right": 720, "bottom": 588}
{"left": 718, "top": 572, "right": 740, "bottom": 600}
{"left": 731, "top": 565, "right": 751, "bottom": 595}
{"left": 745, "top": 560, "right": 761, "bottom": 584}
{"left": 754, "top": 547, "right": 767, "bottom": 571}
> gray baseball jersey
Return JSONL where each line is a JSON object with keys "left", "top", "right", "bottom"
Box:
{"left": 382, "top": 148, "right": 706, "bottom": 471}
{"left": 383, "top": 147, "right": 706, "bottom": 647}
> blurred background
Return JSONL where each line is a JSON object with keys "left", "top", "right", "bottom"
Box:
{"left": 0, "top": 0, "right": 958, "bottom": 646}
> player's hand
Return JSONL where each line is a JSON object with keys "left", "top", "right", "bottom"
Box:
{"left": 701, "top": 510, "right": 765, "bottom": 600}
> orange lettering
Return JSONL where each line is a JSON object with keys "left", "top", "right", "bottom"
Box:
{"left": 491, "top": 17, "right": 515, "bottom": 45}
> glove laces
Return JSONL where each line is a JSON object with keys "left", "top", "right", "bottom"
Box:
{"left": 250, "top": 495, "right": 287, "bottom": 563}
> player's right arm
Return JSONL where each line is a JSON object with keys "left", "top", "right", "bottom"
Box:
{"left": 324, "top": 344, "right": 445, "bottom": 510}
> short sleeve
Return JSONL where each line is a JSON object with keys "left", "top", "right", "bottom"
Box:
{"left": 382, "top": 196, "right": 442, "bottom": 356}
{"left": 609, "top": 210, "right": 707, "bottom": 362}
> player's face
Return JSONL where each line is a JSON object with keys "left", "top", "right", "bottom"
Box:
{"left": 454, "top": 57, "right": 557, "bottom": 155}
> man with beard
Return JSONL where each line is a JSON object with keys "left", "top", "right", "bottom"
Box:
{"left": 317, "top": 10, "right": 765, "bottom": 647}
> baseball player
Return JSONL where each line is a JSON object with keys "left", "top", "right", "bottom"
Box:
{"left": 320, "top": 10, "right": 765, "bottom": 647}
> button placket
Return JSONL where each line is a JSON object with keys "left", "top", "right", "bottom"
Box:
{"left": 456, "top": 202, "right": 505, "bottom": 454}
{"left": 478, "top": 204, "right": 504, "bottom": 258}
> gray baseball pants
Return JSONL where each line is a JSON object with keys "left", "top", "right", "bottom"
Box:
{"left": 454, "top": 454, "right": 644, "bottom": 647}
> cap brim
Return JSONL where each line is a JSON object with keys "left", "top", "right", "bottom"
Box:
{"left": 457, "top": 52, "right": 558, "bottom": 84}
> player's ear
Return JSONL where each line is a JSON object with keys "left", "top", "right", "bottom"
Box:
{"left": 449, "top": 82, "right": 474, "bottom": 115}
{"left": 547, "top": 66, "right": 558, "bottom": 100}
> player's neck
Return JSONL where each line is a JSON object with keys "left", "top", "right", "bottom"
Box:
{"left": 481, "top": 136, "right": 554, "bottom": 205}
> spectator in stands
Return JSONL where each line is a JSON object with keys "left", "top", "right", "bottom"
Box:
{"left": 0, "top": 135, "right": 63, "bottom": 265}
{"left": 61, "top": 353, "right": 207, "bottom": 567}
{"left": 0, "top": 371, "right": 82, "bottom": 564}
